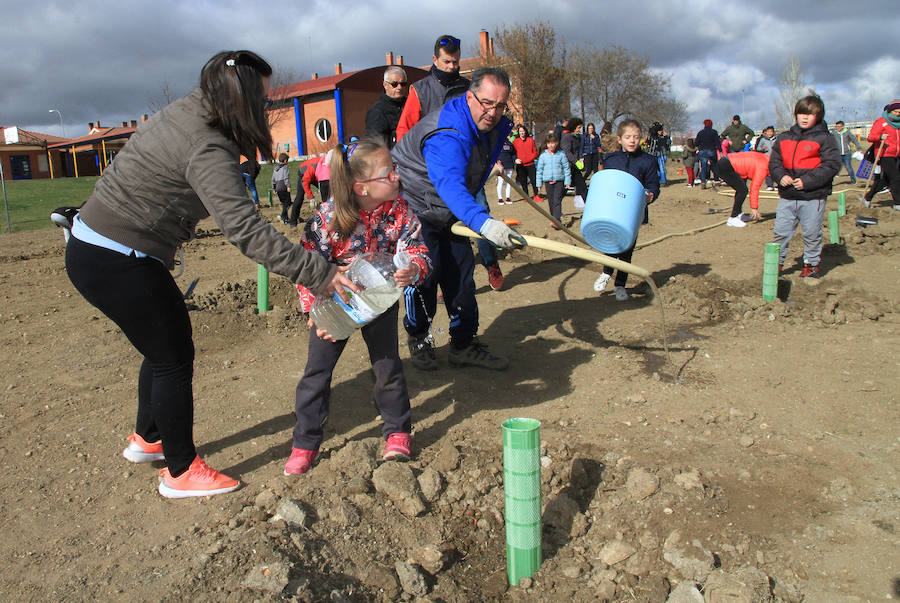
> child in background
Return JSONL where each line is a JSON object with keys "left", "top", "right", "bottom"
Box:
{"left": 682, "top": 138, "right": 697, "bottom": 187}
{"left": 754, "top": 125, "right": 777, "bottom": 190}
{"left": 769, "top": 94, "right": 841, "bottom": 278}
{"left": 287, "top": 138, "right": 431, "bottom": 475}
{"left": 593, "top": 119, "right": 660, "bottom": 300}
{"left": 534, "top": 134, "right": 571, "bottom": 229}
{"left": 495, "top": 135, "right": 516, "bottom": 205}
{"left": 272, "top": 152, "right": 292, "bottom": 223}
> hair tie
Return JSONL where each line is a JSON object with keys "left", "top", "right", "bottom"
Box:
{"left": 344, "top": 142, "right": 358, "bottom": 162}
{"left": 225, "top": 59, "right": 235, "bottom": 67}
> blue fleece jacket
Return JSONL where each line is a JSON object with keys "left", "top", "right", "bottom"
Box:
{"left": 535, "top": 150, "right": 571, "bottom": 187}
{"left": 420, "top": 96, "right": 512, "bottom": 232}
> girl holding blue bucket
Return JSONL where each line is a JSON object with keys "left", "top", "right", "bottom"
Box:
{"left": 592, "top": 119, "right": 660, "bottom": 300}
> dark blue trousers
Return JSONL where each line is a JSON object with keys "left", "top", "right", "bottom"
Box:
{"left": 402, "top": 219, "right": 478, "bottom": 348}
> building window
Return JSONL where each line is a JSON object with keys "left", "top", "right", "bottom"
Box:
{"left": 314, "top": 118, "right": 332, "bottom": 143}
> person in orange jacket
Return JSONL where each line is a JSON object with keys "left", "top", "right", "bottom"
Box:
{"left": 715, "top": 150, "right": 770, "bottom": 227}
{"left": 867, "top": 99, "right": 900, "bottom": 209}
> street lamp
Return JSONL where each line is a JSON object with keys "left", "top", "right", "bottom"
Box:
{"left": 48, "top": 109, "right": 65, "bottom": 138}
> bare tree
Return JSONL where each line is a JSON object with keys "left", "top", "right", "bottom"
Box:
{"left": 775, "top": 56, "right": 808, "bottom": 130}
{"left": 579, "top": 46, "right": 674, "bottom": 134}
{"left": 491, "top": 21, "right": 569, "bottom": 136}
{"left": 147, "top": 79, "right": 178, "bottom": 114}
{"left": 267, "top": 64, "right": 301, "bottom": 139}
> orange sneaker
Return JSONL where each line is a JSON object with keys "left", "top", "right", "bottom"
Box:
{"left": 157, "top": 456, "right": 239, "bottom": 498}
{"left": 122, "top": 433, "right": 164, "bottom": 463}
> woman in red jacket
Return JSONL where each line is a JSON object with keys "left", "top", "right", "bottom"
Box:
{"left": 867, "top": 99, "right": 900, "bottom": 208}
{"left": 512, "top": 124, "right": 539, "bottom": 200}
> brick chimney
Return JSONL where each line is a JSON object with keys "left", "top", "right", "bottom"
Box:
{"left": 386, "top": 51, "right": 394, "bottom": 65}
{"left": 335, "top": 63, "right": 342, "bottom": 75}
{"left": 489, "top": 38, "right": 494, "bottom": 56}
{"left": 312, "top": 73, "right": 318, "bottom": 80}
{"left": 130, "top": 120, "right": 138, "bottom": 127}
{"left": 88, "top": 122, "right": 94, "bottom": 131}
{"left": 122, "top": 121, "right": 128, "bottom": 127}
{"left": 479, "top": 30, "right": 489, "bottom": 57}
{"left": 397, "top": 55, "right": 404, "bottom": 66}
{"left": 141, "top": 114, "right": 149, "bottom": 123}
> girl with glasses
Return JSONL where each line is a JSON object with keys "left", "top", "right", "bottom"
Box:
{"left": 287, "top": 138, "right": 431, "bottom": 475}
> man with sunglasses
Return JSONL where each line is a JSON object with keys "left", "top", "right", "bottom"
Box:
{"left": 395, "top": 34, "right": 468, "bottom": 141}
{"left": 393, "top": 67, "right": 522, "bottom": 372}
{"left": 365, "top": 66, "right": 408, "bottom": 149}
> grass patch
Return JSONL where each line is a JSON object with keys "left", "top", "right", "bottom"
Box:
{"left": 1, "top": 176, "right": 99, "bottom": 233}
{"left": 0, "top": 163, "right": 281, "bottom": 234}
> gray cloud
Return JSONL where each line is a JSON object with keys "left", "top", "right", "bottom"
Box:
{"left": 2, "top": 0, "right": 896, "bottom": 136}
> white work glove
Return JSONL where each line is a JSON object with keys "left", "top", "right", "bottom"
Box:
{"left": 479, "top": 218, "right": 526, "bottom": 249}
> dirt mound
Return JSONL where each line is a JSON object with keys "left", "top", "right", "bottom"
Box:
{"left": 1, "top": 176, "right": 898, "bottom": 601}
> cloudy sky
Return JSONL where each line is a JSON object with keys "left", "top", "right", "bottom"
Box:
{"left": 2, "top": 0, "right": 897, "bottom": 138}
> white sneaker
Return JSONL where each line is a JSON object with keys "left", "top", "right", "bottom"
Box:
{"left": 726, "top": 216, "right": 747, "bottom": 228}
{"left": 593, "top": 273, "right": 611, "bottom": 292}
{"left": 765, "top": 186, "right": 775, "bottom": 191}
{"left": 614, "top": 286, "right": 629, "bottom": 301}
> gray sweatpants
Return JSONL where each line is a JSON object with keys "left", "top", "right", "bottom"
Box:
{"left": 772, "top": 197, "right": 827, "bottom": 266}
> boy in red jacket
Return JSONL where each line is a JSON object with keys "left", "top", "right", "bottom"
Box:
{"left": 715, "top": 151, "right": 770, "bottom": 227}
{"left": 769, "top": 95, "right": 841, "bottom": 278}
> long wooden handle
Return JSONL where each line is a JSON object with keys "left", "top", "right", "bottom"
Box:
{"left": 499, "top": 171, "right": 588, "bottom": 245}
{"left": 450, "top": 222, "right": 650, "bottom": 279}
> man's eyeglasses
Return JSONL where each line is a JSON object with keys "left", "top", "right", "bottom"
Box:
{"left": 386, "top": 81, "right": 409, "bottom": 88}
{"left": 358, "top": 162, "right": 400, "bottom": 184}
{"left": 470, "top": 90, "right": 509, "bottom": 114}
{"left": 439, "top": 36, "right": 461, "bottom": 47}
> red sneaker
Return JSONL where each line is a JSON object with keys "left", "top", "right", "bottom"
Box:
{"left": 799, "top": 264, "right": 821, "bottom": 278}
{"left": 157, "top": 456, "right": 239, "bottom": 498}
{"left": 122, "top": 433, "right": 164, "bottom": 463}
{"left": 284, "top": 447, "right": 319, "bottom": 475}
{"left": 532, "top": 194, "right": 542, "bottom": 203}
{"left": 383, "top": 433, "right": 411, "bottom": 461}
{"left": 487, "top": 262, "right": 504, "bottom": 291}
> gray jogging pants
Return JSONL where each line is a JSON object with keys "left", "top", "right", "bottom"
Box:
{"left": 772, "top": 197, "right": 827, "bottom": 266}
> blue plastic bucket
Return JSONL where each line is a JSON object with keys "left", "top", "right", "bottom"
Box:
{"left": 580, "top": 169, "right": 646, "bottom": 254}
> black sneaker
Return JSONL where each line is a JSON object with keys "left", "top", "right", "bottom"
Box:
{"left": 448, "top": 338, "right": 509, "bottom": 371}
{"left": 407, "top": 334, "right": 438, "bottom": 371}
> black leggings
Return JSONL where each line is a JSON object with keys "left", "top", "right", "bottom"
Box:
{"left": 65, "top": 236, "right": 197, "bottom": 476}
{"left": 515, "top": 164, "right": 537, "bottom": 196}
{"left": 876, "top": 156, "right": 900, "bottom": 203}
{"left": 716, "top": 157, "right": 748, "bottom": 217}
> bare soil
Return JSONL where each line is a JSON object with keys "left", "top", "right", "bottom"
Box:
{"left": 0, "top": 172, "right": 897, "bottom": 601}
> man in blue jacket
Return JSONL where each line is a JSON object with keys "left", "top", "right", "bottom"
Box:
{"left": 392, "top": 67, "right": 522, "bottom": 371}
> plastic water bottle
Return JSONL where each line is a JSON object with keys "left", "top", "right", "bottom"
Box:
{"left": 309, "top": 251, "right": 408, "bottom": 340}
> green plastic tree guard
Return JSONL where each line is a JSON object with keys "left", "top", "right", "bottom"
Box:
{"left": 502, "top": 417, "right": 542, "bottom": 586}
{"left": 828, "top": 211, "right": 840, "bottom": 244}
{"left": 257, "top": 264, "right": 269, "bottom": 313}
{"left": 762, "top": 243, "right": 780, "bottom": 302}
{"left": 837, "top": 192, "right": 846, "bottom": 216}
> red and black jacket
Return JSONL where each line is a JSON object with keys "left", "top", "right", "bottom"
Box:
{"left": 769, "top": 121, "right": 841, "bottom": 200}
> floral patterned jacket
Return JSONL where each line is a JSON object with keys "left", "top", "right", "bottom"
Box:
{"left": 295, "top": 195, "right": 431, "bottom": 311}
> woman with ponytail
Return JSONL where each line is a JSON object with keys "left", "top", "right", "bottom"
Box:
{"left": 65, "top": 50, "right": 355, "bottom": 499}
{"left": 287, "top": 138, "right": 431, "bottom": 475}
